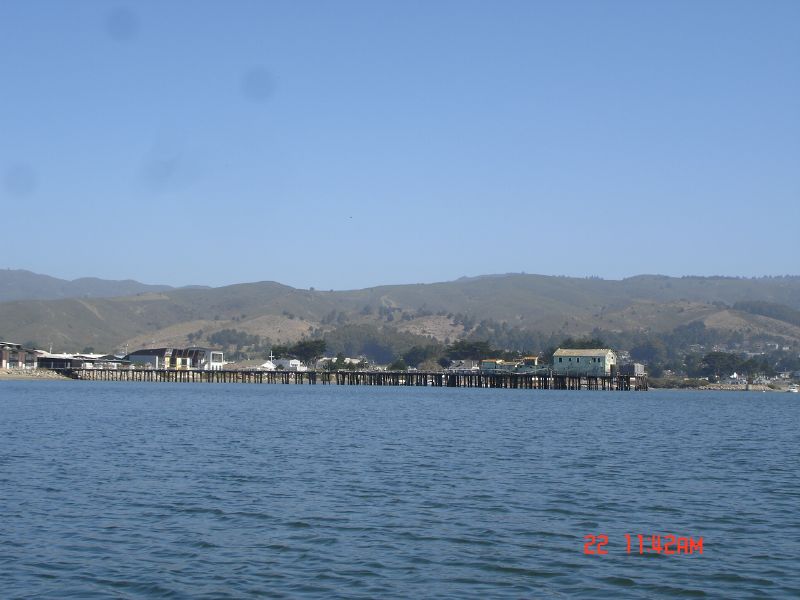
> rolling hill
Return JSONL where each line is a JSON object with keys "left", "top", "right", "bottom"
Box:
{"left": 1, "top": 273, "right": 799, "bottom": 356}
{"left": 0, "top": 269, "right": 174, "bottom": 302}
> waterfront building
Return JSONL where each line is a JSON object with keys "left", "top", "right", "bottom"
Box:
{"left": 447, "top": 359, "right": 480, "bottom": 372}
{"left": 552, "top": 348, "right": 617, "bottom": 376}
{"left": 272, "top": 358, "right": 308, "bottom": 371}
{"left": 479, "top": 359, "right": 520, "bottom": 373}
{"left": 0, "top": 341, "right": 38, "bottom": 369}
{"left": 125, "top": 347, "right": 224, "bottom": 370}
{"left": 619, "top": 362, "right": 646, "bottom": 376}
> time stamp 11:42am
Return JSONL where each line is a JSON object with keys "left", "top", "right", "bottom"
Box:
{"left": 584, "top": 534, "right": 704, "bottom": 556}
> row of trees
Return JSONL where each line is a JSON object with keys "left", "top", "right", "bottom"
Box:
{"left": 191, "top": 317, "right": 798, "bottom": 378}
{"left": 271, "top": 339, "right": 327, "bottom": 364}
{"left": 684, "top": 351, "right": 796, "bottom": 379}
{"left": 733, "top": 301, "right": 800, "bottom": 328}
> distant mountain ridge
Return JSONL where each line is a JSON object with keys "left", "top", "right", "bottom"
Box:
{"left": 0, "top": 269, "right": 174, "bottom": 302}
{"left": 0, "top": 270, "right": 799, "bottom": 354}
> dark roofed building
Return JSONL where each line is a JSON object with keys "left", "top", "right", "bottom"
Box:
{"left": 1, "top": 341, "right": 38, "bottom": 369}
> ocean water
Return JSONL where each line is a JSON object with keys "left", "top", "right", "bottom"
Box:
{"left": 1, "top": 382, "right": 799, "bottom": 599}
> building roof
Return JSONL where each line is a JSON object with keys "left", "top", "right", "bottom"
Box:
{"left": 553, "top": 348, "right": 615, "bottom": 357}
{"left": 1, "top": 341, "right": 34, "bottom": 351}
{"left": 128, "top": 348, "right": 171, "bottom": 357}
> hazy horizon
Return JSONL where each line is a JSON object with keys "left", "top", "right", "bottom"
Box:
{"left": 3, "top": 265, "right": 799, "bottom": 293}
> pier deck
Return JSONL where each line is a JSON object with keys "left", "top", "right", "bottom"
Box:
{"left": 54, "top": 369, "right": 648, "bottom": 390}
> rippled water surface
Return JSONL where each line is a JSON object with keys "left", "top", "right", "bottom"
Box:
{"left": 1, "top": 382, "right": 799, "bottom": 598}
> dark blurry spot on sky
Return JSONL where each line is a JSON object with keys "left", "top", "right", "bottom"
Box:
{"left": 241, "top": 67, "right": 274, "bottom": 103}
{"left": 0, "top": 1, "right": 797, "bottom": 287}
{"left": 105, "top": 6, "right": 139, "bottom": 42}
{"left": 3, "top": 164, "right": 37, "bottom": 198}
{"left": 140, "top": 156, "right": 180, "bottom": 192}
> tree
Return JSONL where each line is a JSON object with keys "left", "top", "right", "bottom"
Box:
{"left": 446, "top": 340, "right": 493, "bottom": 360}
{"left": 270, "top": 344, "right": 290, "bottom": 359}
{"left": 402, "top": 344, "right": 443, "bottom": 368}
{"left": 207, "top": 328, "right": 262, "bottom": 349}
{"left": 559, "top": 336, "right": 606, "bottom": 349}
{"left": 388, "top": 358, "right": 408, "bottom": 371}
{"left": 700, "top": 352, "right": 741, "bottom": 379}
{"left": 289, "top": 339, "right": 327, "bottom": 365}
{"left": 418, "top": 358, "right": 443, "bottom": 371}
{"left": 322, "top": 323, "right": 434, "bottom": 364}
{"left": 738, "top": 357, "right": 772, "bottom": 377}
{"left": 773, "top": 351, "right": 800, "bottom": 372}
{"left": 669, "top": 321, "right": 708, "bottom": 347}
{"left": 683, "top": 352, "right": 704, "bottom": 377}
{"left": 630, "top": 339, "right": 667, "bottom": 365}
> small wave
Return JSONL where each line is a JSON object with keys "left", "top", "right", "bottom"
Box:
{"left": 706, "top": 572, "right": 775, "bottom": 586}
{"left": 285, "top": 520, "right": 311, "bottom": 529}
{"left": 644, "top": 584, "right": 708, "bottom": 596}
{"left": 601, "top": 576, "right": 636, "bottom": 587}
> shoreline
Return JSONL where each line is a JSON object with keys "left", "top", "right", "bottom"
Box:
{"left": 645, "top": 383, "right": 789, "bottom": 392}
{"left": 0, "top": 368, "right": 70, "bottom": 381}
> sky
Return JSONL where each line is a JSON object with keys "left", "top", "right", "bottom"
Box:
{"left": 1, "top": 0, "right": 798, "bottom": 290}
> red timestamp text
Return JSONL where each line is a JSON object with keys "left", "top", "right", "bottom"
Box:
{"left": 583, "top": 534, "right": 703, "bottom": 555}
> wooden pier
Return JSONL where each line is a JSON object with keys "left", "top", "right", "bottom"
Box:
{"left": 54, "top": 369, "right": 648, "bottom": 390}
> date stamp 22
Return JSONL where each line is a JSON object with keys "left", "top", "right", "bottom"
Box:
{"left": 584, "top": 534, "right": 703, "bottom": 555}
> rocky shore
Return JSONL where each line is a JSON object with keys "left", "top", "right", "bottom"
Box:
{"left": 703, "top": 383, "right": 772, "bottom": 392}
{"left": 0, "top": 368, "right": 70, "bottom": 381}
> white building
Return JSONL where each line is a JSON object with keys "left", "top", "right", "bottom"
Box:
{"left": 315, "top": 356, "right": 366, "bottom": 370}
{"left": 273, "top": 358, "right": 308, "bottom": 371}
{"left": 552, "top": 348, "right": 617, "bottom": 376}
{"left": 447, "top": 359, "right": 481, "bottom": 372}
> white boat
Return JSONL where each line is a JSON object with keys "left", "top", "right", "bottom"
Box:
{"left": 787, "top": 384, "right": 799, "bottom": 393}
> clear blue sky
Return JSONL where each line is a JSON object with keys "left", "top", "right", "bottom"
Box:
{"left": 1, "top": 0, "right": 798, "bottom": 289}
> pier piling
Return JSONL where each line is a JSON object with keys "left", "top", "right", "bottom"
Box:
{"left": 54, "top": 369, "right": 647, "bottom": 391}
